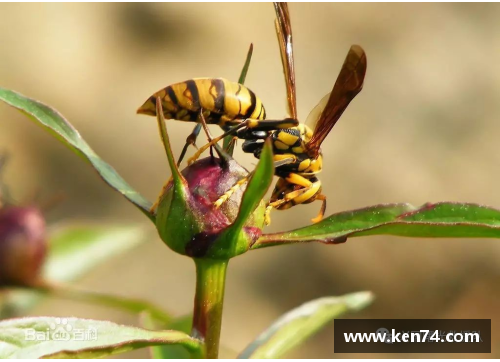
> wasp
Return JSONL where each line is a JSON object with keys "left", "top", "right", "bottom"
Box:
{"left": 194, "top": 3, "right": 367, "bottom": 225}
{"left": 136, "top": 48, "right": 298, "bottom": 213}
{"left": 137, "top": 76, "right": 298, "bottom": 165}
{"left": 137, "top": 78, "right": 266, "bottom": 129}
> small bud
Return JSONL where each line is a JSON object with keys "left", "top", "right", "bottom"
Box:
{"left": 155, "top": 157, "right": 266, "bottom": 259}
{"left": 0, "top": 206, "right": 47, "bottom": 287}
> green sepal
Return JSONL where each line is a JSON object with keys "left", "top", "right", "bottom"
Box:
{"left": 207, "top": 140, "right": 273, "bottom": 259}
{"left": 153, "top": 96, "right": 198, "bottom": 255}
{"left": 155, "top": 181, "right": 201, "bottom": 256}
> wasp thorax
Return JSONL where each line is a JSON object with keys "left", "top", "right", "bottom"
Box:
{"left": 155, "top": 157, "right": 265, "bottom": 260}
{"left": 0, "top": 206, "right": 47, "bottom": 287}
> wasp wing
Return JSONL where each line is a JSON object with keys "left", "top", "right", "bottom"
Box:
{"left": 305, "top": 92, "right": 330, "bottom": 129}
{"left": 306, "top": 45, "right": 367, "bottom": 157}
{"left": 274, "top": 2, "right": 297, "bottom": 120}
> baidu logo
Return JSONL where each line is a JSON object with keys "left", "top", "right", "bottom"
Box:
{"left": 25, "top": 318, "right": 98, "bottom": 342}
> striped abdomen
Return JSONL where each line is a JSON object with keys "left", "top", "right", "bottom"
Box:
{"left": 137, "top": 78, "right": 266, "bottom": 127}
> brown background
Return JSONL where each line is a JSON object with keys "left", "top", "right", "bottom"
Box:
{"left": 0, "top": 3, "right": 499, "bottom": 358}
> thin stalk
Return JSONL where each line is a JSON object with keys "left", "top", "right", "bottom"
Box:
{"left": 18, "top": 283, "right": 171, "bottom": 325}
{"left": 191, "top": 258, "right": 228, "bottom": 359}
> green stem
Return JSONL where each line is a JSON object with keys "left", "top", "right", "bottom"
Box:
{"left": 19, "top": 284, "right": 171, "bottom": 325}
{"left": 191, "top": 258, "right": 228, "bottom": 359}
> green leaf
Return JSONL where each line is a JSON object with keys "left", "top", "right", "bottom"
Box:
{"left": 0, "top": 317, "right": 202, "bottom": 359}
{"left": 142, "top": 314, "right": 194, "bottom": 359}
{"left": 253, "top": 202, "right": 500, "bottom": 249}
{"left": 1, "top": 223, "right": 148, "bottom": 317}
{"left": 239, "top": 292, "right": 374, "bottom": 359}
{"left": 0, "top": 88, "right": 154, "bottom": 221}
{"left": 25, "top": 285, "right": 172, "bottom": 325}
{"left": 43, "top": 223, "right": 147, "bottom": 282}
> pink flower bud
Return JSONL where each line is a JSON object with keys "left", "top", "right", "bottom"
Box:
{"left": 0, "top": 206, "right": 47, "bottom": 287}
{"left": 155, "top": 157, "right": 266, "bottom": 259}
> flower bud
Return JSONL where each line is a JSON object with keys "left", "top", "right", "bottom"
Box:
{"left": 155, "top": 157, "right": 266, "bottom": 259}
{"left": 0, "top": 206, "right": 47, "bottom": 287}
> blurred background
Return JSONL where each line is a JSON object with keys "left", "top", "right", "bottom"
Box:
{"left": 0, "top": 2, "right": 499, "bottom": 358}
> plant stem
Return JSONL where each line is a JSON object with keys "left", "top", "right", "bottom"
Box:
{"left": 18, "top": 283, "right": 171, "bottom": 325}
{"left": 192, "top": 258, "right": 228, "bottom": 359}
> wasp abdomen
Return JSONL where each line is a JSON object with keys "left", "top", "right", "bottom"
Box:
{"left": 137, "top": 78, "right": 266, "bottom": 126}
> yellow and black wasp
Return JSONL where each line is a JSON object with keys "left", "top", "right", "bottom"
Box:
{"left": 195, "top": 3, "right": 367, "bottom": 225}
{"left": 137, "top": 78, "right": 266, "bottom": 130}
{"left": 136, "top": 46, "right": 298, "bottom": 213}
{"left": 137, "top": 47, "right": 298, "bottom": 167}
{"left": 263, "top": 3, "right": 367, "bottom": 224}
{"left": 137, "top": 3, "right": 366, "bottom": 224}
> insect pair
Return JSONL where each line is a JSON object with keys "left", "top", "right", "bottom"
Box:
{"left": 137, "top": 3, "right": 367, "bottom": 225}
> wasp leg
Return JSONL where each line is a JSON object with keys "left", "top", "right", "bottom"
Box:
{"left": 214, "top": 157, "right": 296, "bottom": 209}
{"left": 198, "top": 110, "right": 215, "bottom": 159}
{"left": 264, "top": 184, "right": 315, "bottom": 225}
{"left": 187, "top": 121, "right": 250, "bottom": 165}
{"left": 282, "top": 174, "right": 324, "bottom": 224}
{"left": 197, "top": 109, "right": 233, "bottom": 166}
{"left": 281, "top": 172, "right": 313, "bottom": 187}
{"left": 265, "top": 174, "right": 323, "bottom": 225}
{"left": 224, "top": 136, "right": 237, "bottom": 155}
{"left": 177, "top": 124, "right": 202, "bottom": 166}
{"left": 214, "top": 176, "right": 249, "bottom": 208}
{"left": 310, "top": 194, "right": 327, "bottom": 224}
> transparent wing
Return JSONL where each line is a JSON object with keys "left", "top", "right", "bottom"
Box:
{"left": 305, "top": 92, "right": 330, "bottom": 129}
